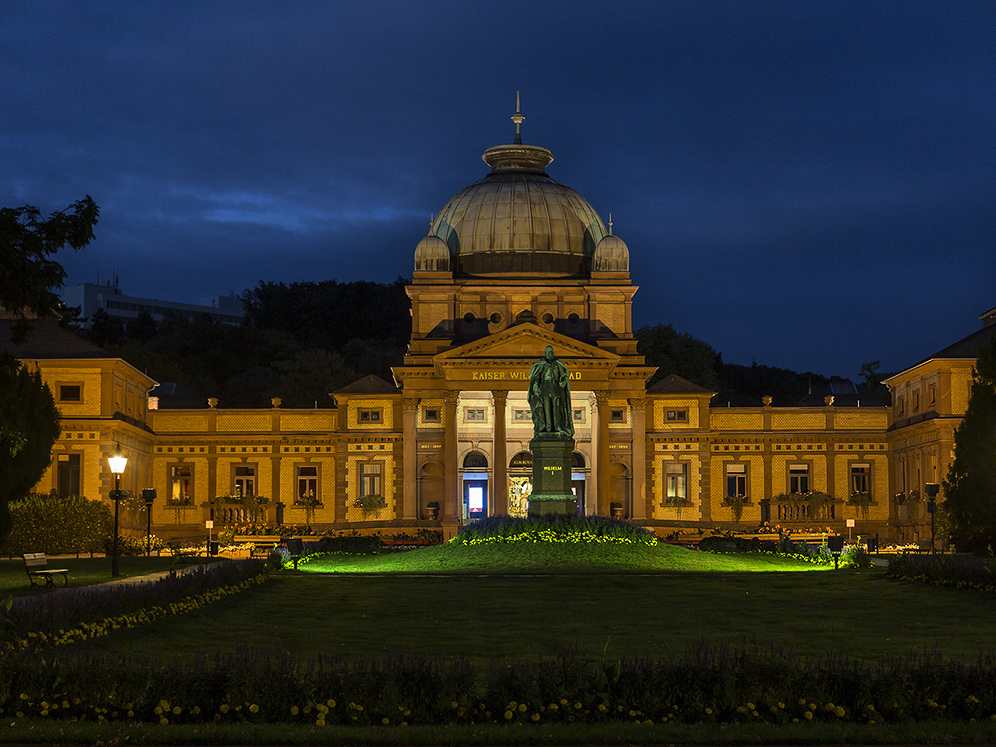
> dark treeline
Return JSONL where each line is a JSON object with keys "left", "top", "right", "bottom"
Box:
{"left": 77, "top": 279, "right": 411, "bottom": 408}
{"left": 72, "top": 280, "right": 872, "bottom": 409}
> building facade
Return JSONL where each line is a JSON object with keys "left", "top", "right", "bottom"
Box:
{"left": 10, "top": 128, "right": 994, "bottom": 544}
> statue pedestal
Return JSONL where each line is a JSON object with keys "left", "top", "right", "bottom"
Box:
{"left": 527, "top": 437, "right": 577, "bottom": 517}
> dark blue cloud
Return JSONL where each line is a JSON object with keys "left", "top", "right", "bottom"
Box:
{"left": 2, "top": 0, "right": 994, "bottom": 379}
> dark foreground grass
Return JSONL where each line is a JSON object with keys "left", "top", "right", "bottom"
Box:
{"left": 6, "top": 718, "right": 996, "bottom": 746}
{"left": 77, "top": 565, "right": 996, "bottom": 664}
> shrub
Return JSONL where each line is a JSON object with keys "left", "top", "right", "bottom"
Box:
{"left": 886, "top": 553, "right": 996, "bottom": 592}
{"left": 454, "top": 515, "right": 658, "bottom": 546}
{"left": 3, "top": 494, "right": 111, "bottom": 556}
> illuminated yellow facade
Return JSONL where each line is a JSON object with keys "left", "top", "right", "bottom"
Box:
{"left": 10, "top": 130, "right": 994, "bottom": 544}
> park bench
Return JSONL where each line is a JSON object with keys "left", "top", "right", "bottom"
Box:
{"left": 249, "top": 541, "right": 277, "bottom": 558}
{"left": 22, "top": 553, "right": 69, "bottom": 587}
{"left": 166, "top": 540, "right": 198, "bottom": 560}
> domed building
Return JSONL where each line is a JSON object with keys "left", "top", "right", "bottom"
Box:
{"left": 391, "top": 106, "right": 655, "bottom": 528}
{"left": 21, "top": 102, "right": 944, "bottom": 546}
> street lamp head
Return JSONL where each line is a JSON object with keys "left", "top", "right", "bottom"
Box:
{"left": 108, "top": 443, "right": 128, "bottom": 475}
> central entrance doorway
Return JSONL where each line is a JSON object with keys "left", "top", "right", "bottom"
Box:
{"left": 461, "top": 451, "right": 488, "bottom": 522}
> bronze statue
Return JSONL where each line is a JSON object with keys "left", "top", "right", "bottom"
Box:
{"left": 528, "top": 345, "right": 574, "bottom": 438}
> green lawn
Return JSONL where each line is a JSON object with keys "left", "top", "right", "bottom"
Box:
{"left": 74, "top": 543, "right": 996, "bottom": 665}
{"left": 298, "top": 540, "right": 836, "bottom": 573}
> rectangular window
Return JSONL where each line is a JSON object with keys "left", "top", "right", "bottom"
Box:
{"left": 170, "top": 465, "right": 193, "bottom": 504}
{"left": 572, "top": 408, "right": 585, "bottom": 423}
{"left": 513, "top": 409, "right": 532, "bottom": 421}
{"left": 851, "top": 463, "right": 871, "bottom": 495}
{"left": 56, "top": 453, "right": 81, "bottom": 497}
{"left": 58, "top": 384, "right": 82, "bottom": 402}
{"left": 610, "top": 409, "right": 626, "bottom": 422}
{"left": 928, "top": 385, "right": 936, "bottom": 405}
{"left": 422, "top": 408, "right": 439, "bottom": 422}
{"left": 358, "top": 408, "right": 381, "bottom": 423}
{"left": 665, "top": 462, "right": 687, "bottom": 502}
{"left": 788, "top": 463, "right": 810, "bottom": 494}
{"left": 912, "top": 391, "right": 920, "bottom": 412}
{"left": 297, "top": 465, "right": 319, "bottom": 504}
{"left": 233, "top": 464, "right": 256, "bottom": 497}
{"left": 897, "top": 397, "right": 905, "bottom": 415}
{"left": 726, "top": 463, "right": 747, "bottom": 498}
{"left": 464, "top": 408, "right": 486, "bottom": 422}
{"left": 360, "top": 462, "right": 382, "bottom": 497}
{"left": 666, "top": 409, "right": 688, "bottom": 422}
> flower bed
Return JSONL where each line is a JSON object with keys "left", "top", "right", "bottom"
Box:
{"left": 2, "top": 645, "right": 995, "bottom": 726}
{"left": 886, "top": 553, "right": 996, "bottom": 593}
{"left": 1, "top": 560, "right": 270, "bottom": 653}
{"left": 454, "top": 515, "right": 658, "bottom": 547}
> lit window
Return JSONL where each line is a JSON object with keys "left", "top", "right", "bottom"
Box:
{"left": 788, "top": 463, "right": 809, "bottom": 494}
{"left": 233, "top": 464, "right": 256, "bottom": 497}
{"left": 665, "top": 462, "right": 687, "bottom": 502}
{"left": 360, "top": 463, "right": 382, "bottom": 497}
{"left": 464, "top": 408, "right": 486, "bottom": 422}
{"left": 170, "top": 465, "right": 193, "bottom": 504}
{"left": 726, "top": 463, "right": 747, "bottom": 498}
{"left": 851, "top": 463, "right": 871, "bottom": 495}
{"left": 297, "top": 465, "right": 319, "bottom": 504}
{"left": 514, "top": 409, "right": 532, "bottom": 421}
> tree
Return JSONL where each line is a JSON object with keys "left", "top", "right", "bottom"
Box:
{"left": 0, "top": 196, "right": 99, "bottom": 341}
{"left": 943, "top": 335, "right": 996, "bottom": 553}
{"left": 0, "top": 355, "right": 61, "bottom": 547}
{"left": 635, "top": 324, "right": 720, "bottom": 390}
{"left": 0, "top": 196, "right": 99, "bottom": 546}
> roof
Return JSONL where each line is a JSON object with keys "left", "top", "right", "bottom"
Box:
{"left": 149, "top": 382, "right": 205, "bottom": 409}
{"left": 795, "top": 378, "right": 889, "bottom": 408}
{"left": 0, "top": 318, "right": 111, "bottom": 359}
{"left": 334, "top": 374, "right": 399, "bottom": 395}
{"left": 647, "top": 373, "right": 715, "bottom": 395}
{"left": 887, "top": 321, "right": 996, "bottom": 382}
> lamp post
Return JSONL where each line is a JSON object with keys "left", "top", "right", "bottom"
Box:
{"left": 108, "top": 443, "right": 128, "bottom": 577}
{"left": 142, "top": 488, "right": 156, "bottom": 556}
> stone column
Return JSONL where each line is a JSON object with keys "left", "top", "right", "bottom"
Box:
{"left": 491, "top": 390, "right": 508, "bottom": 516}
{"left": 630, "top": 397, "right": 647, "bottom": 520}
{"left": 594, "top": 390, "right": 611, "bottom": 515}
{"left": 401, "top": 397, "right": 419, "bottom": 519}
{"left": 442, "top": 391, "right": 460, "bottom": 535}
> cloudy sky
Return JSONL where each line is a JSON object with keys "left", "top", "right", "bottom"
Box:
{"left": 3, "top": 1, "right": 993, "bottom": 379}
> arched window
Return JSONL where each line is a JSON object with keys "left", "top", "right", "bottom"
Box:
{"left": 463, "top": 451, "right": 488, "bottom": 469}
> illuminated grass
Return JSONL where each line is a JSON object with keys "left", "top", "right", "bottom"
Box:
{"left": 297, "top": 540, "right": 833, "bottom": 574}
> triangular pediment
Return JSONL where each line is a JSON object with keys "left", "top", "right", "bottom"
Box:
{"left": 433, "top": 323, "right": 621, "bottom": 368}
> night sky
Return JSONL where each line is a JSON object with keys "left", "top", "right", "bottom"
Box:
{"left": 3, "top": 1, "right": 994, "bottom": 380}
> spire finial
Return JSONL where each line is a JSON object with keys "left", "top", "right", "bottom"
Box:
{"left": 428, "top": 213, "right": 434, "bottom": 234}
{"left": 511, "top": 90, "right": 525, "bottom": 145}
{"left": 608, "top": 213, "right": 613, "bottom": 236}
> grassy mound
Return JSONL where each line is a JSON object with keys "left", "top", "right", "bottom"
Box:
{"left": 298, "top": 539, "right": 832, "bottom": 573}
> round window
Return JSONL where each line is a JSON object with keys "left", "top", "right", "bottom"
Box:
{"left": 541, "top": 313, "right": 554, "bottom": 324}
{"left": 490, "top": 312, "right": 502, "bottom": 324}
{"left": 463, "top": 312, "right": 475, "bottom": 324}
{"left": 568, "top": 312, "right": 580, "bottom": 324}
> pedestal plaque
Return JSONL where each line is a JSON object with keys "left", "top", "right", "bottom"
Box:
{"left": 527, "top": 436, "right": 577, "bottom": 516}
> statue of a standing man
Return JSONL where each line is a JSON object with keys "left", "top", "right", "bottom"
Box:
{"left": 528, "top": 345, "right": 574, "bottom": 438}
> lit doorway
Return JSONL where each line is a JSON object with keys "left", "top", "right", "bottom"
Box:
{"left": 462, "top": 451, "right": 489, "bottom": 522}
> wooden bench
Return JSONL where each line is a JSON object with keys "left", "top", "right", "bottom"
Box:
{"left": 166, "top": 540, "right": 198, "bottom": 560}
{"left": 249, "top": 541, "right": 277, "bottom": 558}
{"left": 23, "top": 553, "right": 69, "bottom": 587}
